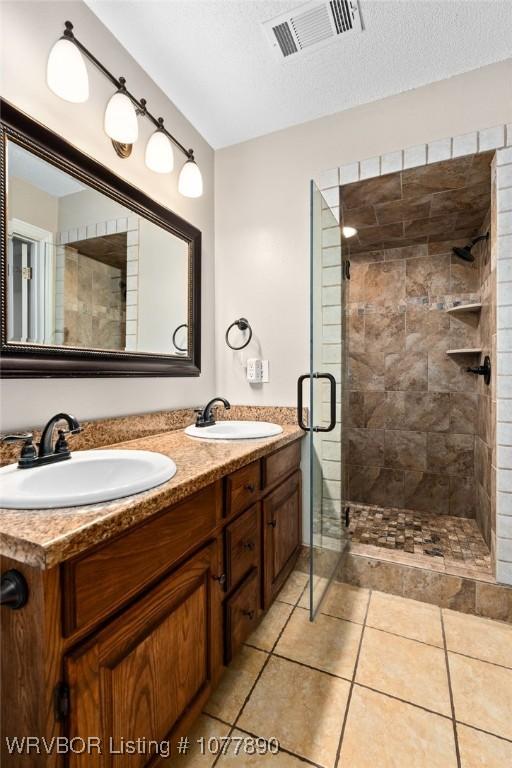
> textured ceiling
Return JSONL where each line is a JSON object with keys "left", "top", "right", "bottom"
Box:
{"left": 85, "top": 0, "right": 512, "bottom": 149}
{"left": 342, "top": 152, "right": 492, "bottom": 257}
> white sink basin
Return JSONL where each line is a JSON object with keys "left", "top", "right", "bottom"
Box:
{"left": 185, "top": 420, "right": 283, "bottom": 440}
{"left": 0, "top": 449, "right": 176, "bottom": 509}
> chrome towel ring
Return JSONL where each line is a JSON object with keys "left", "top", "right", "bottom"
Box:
{"left": 226, "top": 318, "right": 252, "bottom": 350}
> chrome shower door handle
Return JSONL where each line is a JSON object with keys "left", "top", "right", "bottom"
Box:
{"left": 297, "top": 372, "right": 337, "bottom": 433}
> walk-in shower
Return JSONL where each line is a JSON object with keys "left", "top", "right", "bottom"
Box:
{"left": 307, "top": 150, "right": 496, "bottom": 609}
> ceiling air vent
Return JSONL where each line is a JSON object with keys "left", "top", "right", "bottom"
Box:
{"left": 263, "top": 0, "right": 362, "bottom": 60}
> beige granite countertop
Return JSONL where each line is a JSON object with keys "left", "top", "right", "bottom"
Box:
{"left": 0, "top": 423, "right": 303, "bottom": 569}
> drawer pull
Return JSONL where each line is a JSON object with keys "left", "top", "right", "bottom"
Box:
{"left": 242, "top": 540, "right": 255, "bottom": 551}
{"left": 268, "top": 520, "right": 277, "bottom": 528}
{"left": 244, "top": 483, "right": 256, "bottom": 493}
{"left": 213, "top": 573, "right": 226, "bottom": 586}
{"left": 242, "top": 609, "right": 255, "bottom": 620}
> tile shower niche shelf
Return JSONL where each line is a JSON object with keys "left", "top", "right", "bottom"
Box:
{"left": 446, "top": 348, "right": 482, "bottom": 355}
{"left": 445, "top": 303, "right": 482, "bottom": 315}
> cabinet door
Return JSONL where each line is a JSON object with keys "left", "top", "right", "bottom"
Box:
{"left": 262, "top": 471, "right": 302, "bottom": 608}
{"left": 65, "top": 542, "right": 222, "bottom": 768}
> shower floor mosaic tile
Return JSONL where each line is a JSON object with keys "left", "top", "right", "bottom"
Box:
{"left": 348, "top": 503, "right": 492, "bottom": 577}
{"left": 174, "top": 571, "right": 512, "bottom": 768}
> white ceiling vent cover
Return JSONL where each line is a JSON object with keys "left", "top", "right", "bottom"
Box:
{"left": 263, "top": 0, "right": 362, "bottom": 60}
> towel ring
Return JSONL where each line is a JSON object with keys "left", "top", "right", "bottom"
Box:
{"left": 226, "top": 318, "right": 252, "bottom": 351}
{"left": 172, "top": 323, "right": 188, "bottom": 352}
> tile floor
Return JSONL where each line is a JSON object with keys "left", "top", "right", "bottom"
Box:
{"left": 173, "top": 570, "right": 512, "bottom": 767}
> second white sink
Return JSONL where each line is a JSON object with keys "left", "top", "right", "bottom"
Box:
{"left": 0, "top": 449, "right": 176, "bottom": 509}
{"left": 185, "top": 420, "right": 283, "bottom": 440}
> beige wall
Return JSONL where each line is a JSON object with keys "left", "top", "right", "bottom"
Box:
{"left": 0, "top": 0, "right": 215, "bottom": 430}
{"left": 8, "top": 176, "right": 59, "bottom": 233}
{"left": 214, "top": 60, "right": 512, "bottom": 408}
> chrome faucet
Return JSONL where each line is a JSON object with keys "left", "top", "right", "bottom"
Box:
{"left": 195, "top": 398, "right": 231, "bottom": 428}
{"left": 2, "top": 412, "right": 81, "bottom": 469}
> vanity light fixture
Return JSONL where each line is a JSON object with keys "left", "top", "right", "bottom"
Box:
{"left": 145, "top": 119, "right": 175, "bottom": 174}
{"left": 342, "top": 226, "right": 358, "bottom": 238}
{"left": 47, "top": 36, "right": 89, "bottom": 103}
{"left": 104, "top": 79, "right": 139, "bottom": 145}
{"left": 46, "top": 21, "right": 203, "bottom": 197}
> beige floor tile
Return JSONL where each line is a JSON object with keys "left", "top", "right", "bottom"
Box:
{"left": 449, "top": 653, "right": 512, "bottom": 741}
{"left": 339, "top": 685, "right": 457, "bottom": 768}
{"left": 204, "top": 646, "right": 267, "bottom": 724}
{"left": 443, "top": 609, "right": 512, "bottom": 668}
{"left": 166, "top": 715, "right": 230, "bottom": 766}
{"left": 457, "top": 724, "right": 512, "bottom": 768}
{"left": 277, "top": 570, "right": 309, "bottom": 605}
{"left": 297, "top": 575, "right": 328, "bottom": 610}
{"left": 275, "top": 606, "right": 362, "bottom": 679}
{"left": 356, "top": 626, "right": 451, "bottom": 715}
{"left": 246, "top": 601, "right": 293, "bottom": 652}
{"left": 216, "top": 729, "right": 307, "bottom": 768}
{"left": 317, "top": 581, "right": 369, "bottom": 624}
{"left": 238, "top": 655, "right": 349, "bottom": 768}
{"left": 367, "top": 591, "right": 443, "bottom": 647}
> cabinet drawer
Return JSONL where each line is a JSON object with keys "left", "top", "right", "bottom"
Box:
{"left": 225, "top": 504, "right": 260, "bottom": 591}
{"left": 62, "top": 483, "right": 221, "bottom": 636}
{"left": 225, "top": 568, "right": 260, "bottom": 662}
{"left": 225, "top": 461, "right": 260, "bottom": 518}
{"left": 263, "top": 440, "right": 301, "bottom": 489}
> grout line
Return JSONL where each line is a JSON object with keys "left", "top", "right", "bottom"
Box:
{"left": 334, "top": 587, "right": 372, "bottom": 768}
{"left": 352, "top": 681, "right": 453, "bottom": 721}
{"left": 455, "top": 720, "right": 512, "bottom": 745}
{"left": 440, "top": 608, "right": 462, "bottom": 768}
{"left": 444, "top": 648, "right": 512, "bottom": 672}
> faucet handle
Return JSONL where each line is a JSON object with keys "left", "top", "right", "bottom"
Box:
{"left": 58, "top": 426, "right": 82, "bottom": 436}
{"left": 2, "top": 434, "right": 38, "bottom": 466}
{"left": 2, "top": 433, "right": 33, "bottom": 444}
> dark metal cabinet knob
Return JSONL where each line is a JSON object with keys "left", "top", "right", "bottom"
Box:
{"left": 1, "top": 570, "right": 29, "bottom": 609}
{"left": 242, "top": 540, "right": 255, "bottom": 551}
{"left": 244, "top": 483, "right": 256, "bottom": 493}
{"left": 242, "top": 609, "right": 255, "bottom": 620}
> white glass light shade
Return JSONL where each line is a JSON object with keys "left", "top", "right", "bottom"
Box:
{"left": 145, "top": 130, "right": 174, "bottom": 173}
{"left": 342, "top": 225, "right": 358, "bottom": 238}
{"left": 47, "top": 38, "right": 89, "bottom": 103}
{"left": 104, "top": 91, "right": 138, "bottom": 144}
{"left": 178, "top": 158, "right": 203, "bottom": 198}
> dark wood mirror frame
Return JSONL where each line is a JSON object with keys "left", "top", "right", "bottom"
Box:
{"left": 0, "top": 100, "right": 201, "bottom": 378}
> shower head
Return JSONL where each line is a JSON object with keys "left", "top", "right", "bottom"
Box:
{"left": 452, "top": 232, "right": 489, "bottom": 262}
{"left": 452, "top": 245, "right": 474, "bottom": 262}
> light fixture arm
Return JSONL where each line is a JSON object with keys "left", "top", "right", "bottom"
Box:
{"left": 61, "top": 21, "right": 194, "bottom": 160}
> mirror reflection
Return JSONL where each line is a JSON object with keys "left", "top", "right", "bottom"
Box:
{"left": 6, "top": 140, "right": 189, "bottom": 355}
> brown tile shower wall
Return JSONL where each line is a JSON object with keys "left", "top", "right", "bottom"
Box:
{"left": 63, "top": 248, "right": 126, "bottom": 349}
{"left": 343, "top": 160, "right": 493, "bottom": 518}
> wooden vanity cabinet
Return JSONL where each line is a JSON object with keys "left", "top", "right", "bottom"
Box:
{"left": 65, "top": 543, "right": 222, "bottom": 768}
{"left": 263, "top": 471, "right": 302, "bottom": 608}
{"left": 1, "top": 437, "right": 302, "bottom": 768}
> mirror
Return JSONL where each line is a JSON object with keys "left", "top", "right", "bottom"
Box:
{"left": 1, "top": 101, "right": 201, "bottom": 377}
{"left": 7, "top": 141, "right": 189, "bottom": 355}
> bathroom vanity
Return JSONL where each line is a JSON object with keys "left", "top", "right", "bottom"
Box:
{"left": 0, "top": 424, "right": 303, "bottom": 767}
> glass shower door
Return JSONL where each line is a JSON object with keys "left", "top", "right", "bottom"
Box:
{"left": 298, "top": 180, "right": 348, "bottom": 619}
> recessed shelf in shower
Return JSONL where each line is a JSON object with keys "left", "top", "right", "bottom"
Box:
{"left": 446, "top": 348, "right": 483, "bottom": 355}
{"left": 445, "top": 303, "right": 482, "bottom": 315}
